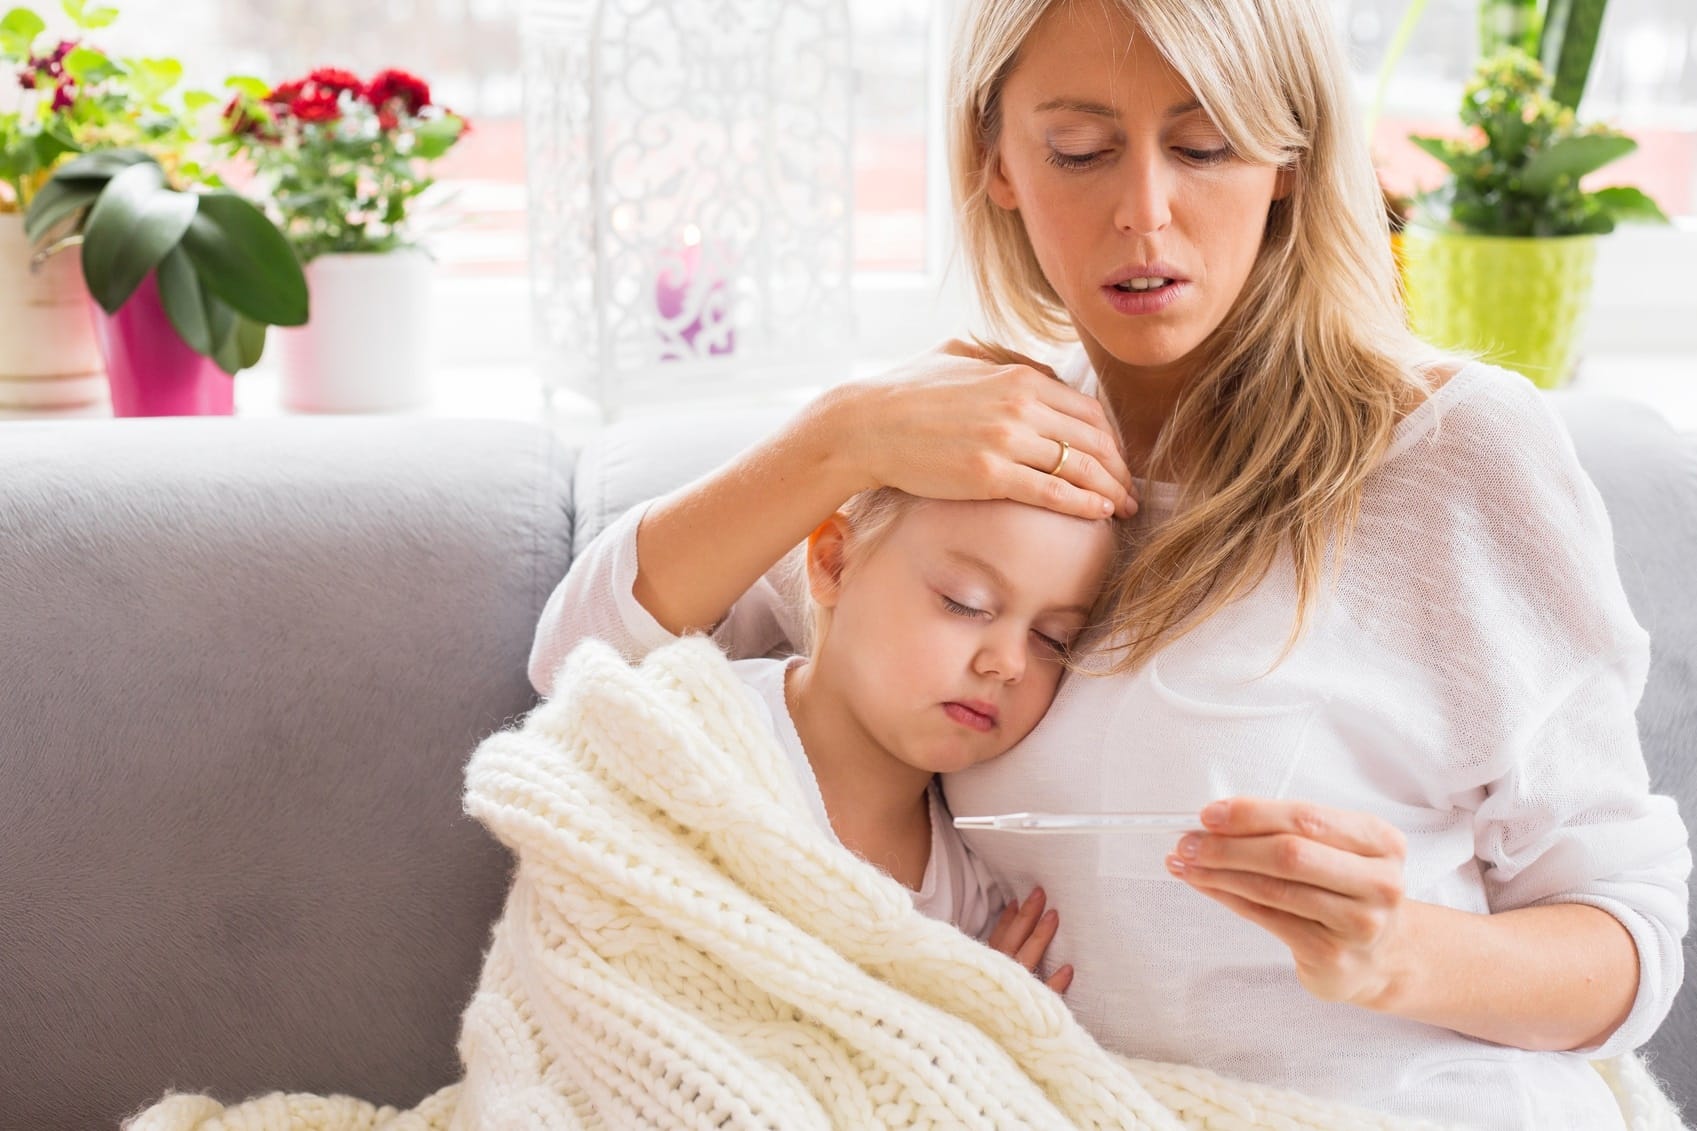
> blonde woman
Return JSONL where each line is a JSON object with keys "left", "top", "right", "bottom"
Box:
{"left": 530, "top": 0, "right": 1691, "bottom": 1125}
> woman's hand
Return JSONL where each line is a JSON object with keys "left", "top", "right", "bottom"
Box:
{"left": 1165, "top": 798, "right": 1409, "bottom": 1008}
{"left": 826, "top": 340, "right": 1136, "bottom": 520}
{"left": 987, "top": 887, "right": 1076, "bottom": 994}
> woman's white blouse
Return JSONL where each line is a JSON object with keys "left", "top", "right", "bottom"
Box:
{"left": 528, "top": 358, "right": 1691, "bottom": 1130}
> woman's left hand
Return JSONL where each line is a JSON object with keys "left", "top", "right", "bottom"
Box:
{"left": 1166, "top": 797, "right": 1409, "bottom": 1008}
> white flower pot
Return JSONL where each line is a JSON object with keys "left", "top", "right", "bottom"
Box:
{"left": 279, "top": 249, "right": 434, "bottom": 413}
{"left": 0, "top": 213, "right": 106, "bottom": 413}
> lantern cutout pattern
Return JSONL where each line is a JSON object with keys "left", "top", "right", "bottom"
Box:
{"left": 523, "top": 0, "right": 855, "bottom": 417}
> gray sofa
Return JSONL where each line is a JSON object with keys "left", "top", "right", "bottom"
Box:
{"left": 1, "top": 395, "right": 1692, "bottom": 1130}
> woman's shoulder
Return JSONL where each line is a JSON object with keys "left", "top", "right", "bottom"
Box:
{"left": 1380, "top": 360, "right": 1580, "bottom": 484}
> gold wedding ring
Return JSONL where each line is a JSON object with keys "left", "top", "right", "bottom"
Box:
{"left": 1048, "top": 438, "right": 1071, "bottom": 477}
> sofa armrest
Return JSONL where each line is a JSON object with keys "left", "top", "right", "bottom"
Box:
{"left": 0, "top": 417, "right": 576, "bottom": 1131}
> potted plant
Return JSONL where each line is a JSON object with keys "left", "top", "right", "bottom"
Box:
{"left": 1399, "top": 0, "right": 1668, "bottom": 388}
{"left": 0, "top": 0, "right": 200, "bottom": 413}
{"left": 219, "top": 67, "right": 466, "bottom": 413}
{"left": 26, "top": 147, "right": 310, "bottom": 415}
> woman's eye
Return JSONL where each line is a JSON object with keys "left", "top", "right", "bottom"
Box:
{"left": 1045, "top": 148, "right": 1104, "bottom": 171}
{"left": 942, "top": 596, "right": 986, "bottom": 619}
{"left": 1177, "top": 146, "right": 1230, "bottom": 165}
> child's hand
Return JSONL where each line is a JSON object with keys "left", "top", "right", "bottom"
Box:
{"left": 987, "top": 887, "right": 1075, "bottom": 994}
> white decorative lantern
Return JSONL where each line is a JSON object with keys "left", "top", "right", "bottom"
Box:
{"left": 522, "top": 0, "right": 855, "bottom": 419}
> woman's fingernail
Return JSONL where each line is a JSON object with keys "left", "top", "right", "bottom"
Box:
{"left": 1179, "top": 834, "right": 1200, "bottom": 860}
{"left": 1201, "top": 801, "right": 1227, "bottom": 827}
{"left": 1101, "top": 498, "right": 1114, "bottom": 516}
{"left": 1165, "top": 855, "right": 1186, "bottom": 876}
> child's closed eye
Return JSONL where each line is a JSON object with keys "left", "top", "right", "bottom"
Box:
{"left": 942, "top": 595, "right": 987, "bottom": 619}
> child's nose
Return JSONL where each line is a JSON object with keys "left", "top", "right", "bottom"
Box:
{"left": 974, "top": 631, "right": 1026, "bottom": 683}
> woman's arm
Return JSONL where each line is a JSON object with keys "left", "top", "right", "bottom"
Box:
{"left": 1167, "top": 800, "right": 1651, "bottom": 1051}
{"left": 630, "top": 343, "right": 1137, "bottom": 637}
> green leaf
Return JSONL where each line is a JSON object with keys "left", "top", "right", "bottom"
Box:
{"left": 29, "top": 126, "right": 78, "bottom": 170}
{"left": 0, "top": 8, "right": 46, "bottom": 58}
{"left": 155, "top": 244, "right": 214, "bottom": 355}
{"left": 1592, "top": 185, "right": 1670, "bottom": 225}
{"left": 224, "top": 75, "right": 270, "bottom": 100}
{"left": 79, "top": 161, "right": 199, "bottom": 313}
{"left": 62, "top": 46, "right": 119, "bottom": 85}
{"left": 125, "top": 56, "right": 183, "bottom": 103}
{"left": 178, "top": 191, "right": 309, "bottom": 327}
{"left": 1520, "top": 133, "right": 1637, "bottom": 193}
{"left": 1539, "top": 0, "right": 1608, "bottom": 111}
{"left": 61, "top": 0, "right": 119, "bottom": 29}
{"left": 1407, "top": 135, "right": 1472, "bottom": 176}
{"left": 182, "top": 89, "right": 218, "bottom": 113}
{"left": 412, "top": 115, "right": 465, "bottom": 162}
{"left": 234, "top": 315, "right": 266, "bottom": 370}
{"left": 22, "top": 173, "right": 100, "bottom": 243}
{"left": 47, "top": 147, "right": 154, "bottom": 183}
{"left": 208, "top": 308, "right": 266, "bottom": 376}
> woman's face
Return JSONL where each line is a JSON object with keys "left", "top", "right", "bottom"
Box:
{"left": 987, "top": 0, "right": 1290, "bottom": 384}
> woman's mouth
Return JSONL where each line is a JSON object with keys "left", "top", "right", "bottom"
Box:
{"left": 944, "top": 701, "right": 998, "bottom": 732}
{"left": 1102, "top": 278, "right": 1186, "bottom": 315}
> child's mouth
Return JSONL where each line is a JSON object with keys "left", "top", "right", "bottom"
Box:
{"left": 943, "top": 701, "right": 997, "bottom": 732}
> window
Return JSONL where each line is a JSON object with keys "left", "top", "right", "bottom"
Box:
{"left": 87, "top": 0, "right": 1695, "bottom": 377}
{"left": 1348, "top": 0, "right": 1697, "bottom": 352}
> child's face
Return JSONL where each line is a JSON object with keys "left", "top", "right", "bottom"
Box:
{"left": 814, "top": 499, "right": 1116, "bottom": 775}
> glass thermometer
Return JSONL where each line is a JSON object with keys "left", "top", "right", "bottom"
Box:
{"left": 953, "top": 811, "right": 1204, "bottom": 834}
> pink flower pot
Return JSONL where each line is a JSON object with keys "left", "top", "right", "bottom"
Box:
{"left": 90, "top": 272, "right": 234, "bottom": 417}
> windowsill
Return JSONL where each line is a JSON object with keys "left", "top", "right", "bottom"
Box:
{"left": 10, "top": 350, "right": 1694, "bottom": 440}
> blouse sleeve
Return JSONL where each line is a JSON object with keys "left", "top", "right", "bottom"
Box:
{"left": 1416, "top": 372, "right": 1692, "bottom": 1057}
{"left": 528, "top": 499, "right": 809, "bottom": 698}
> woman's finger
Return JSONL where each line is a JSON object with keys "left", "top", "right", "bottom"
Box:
{"left": 1001, "top": 463, "right": 1124, "bottom": 521}
{"left": 1022, "top": 410, "right": 1137, "bottom": 517}
{"left": 1201, "top": 798, "right": 1408, "bottom": 861}
{"left": 1169, "top": 856, "right": 1377, "bottom": 936}
{"left": 1176, "top": 832, "right": 1398, "bottom": 905}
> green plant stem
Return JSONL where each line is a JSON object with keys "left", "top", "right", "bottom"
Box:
{"left": 1368, "top": 0, "right": 1429, "bottom": 137}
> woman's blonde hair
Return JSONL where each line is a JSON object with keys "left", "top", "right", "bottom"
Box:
{"left": 949, "top": 0, "right": 1444, "bottom": 671}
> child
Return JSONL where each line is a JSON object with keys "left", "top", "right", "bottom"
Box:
{"left": 728, "top": 486, "right": 1119, "bottom": 992}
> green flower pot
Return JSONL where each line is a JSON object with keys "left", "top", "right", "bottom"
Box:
{"left": 1401, "top": 228, "right": 1598, "bottom": 390}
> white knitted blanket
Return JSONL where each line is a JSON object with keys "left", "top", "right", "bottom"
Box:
{"left": 129, "top": 638, "right": 1686, "bottom": 1131}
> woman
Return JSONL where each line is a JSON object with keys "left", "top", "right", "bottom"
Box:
{"left": 530, "top": 0, "right": 1690, "bottom": 1125}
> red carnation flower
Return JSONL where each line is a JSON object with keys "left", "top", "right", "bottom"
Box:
{"left": 267, "top": 79, "right": 305, "bottom": 107}
{"left": 364, "top": 68, "right": 430, "bottom": 116}
{"left": 291, "top": 87, "right": 342, "bottom": 123}
{"left": 376, "top": 107, "right": 399, "bottom": 131}
{"left": 307, "top": 67, "right": 363, "bottom": 96}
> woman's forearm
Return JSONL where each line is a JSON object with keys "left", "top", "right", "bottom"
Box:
{"left": 1371, "top": 900, "right": 1638, "bottom": 1051}
{"left": 633, "top": 385, "right": 871, "bottom": 636}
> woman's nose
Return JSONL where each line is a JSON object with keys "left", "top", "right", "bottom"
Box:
{"left": 1113, "top": 151, "right": 1173, "bottom": 236}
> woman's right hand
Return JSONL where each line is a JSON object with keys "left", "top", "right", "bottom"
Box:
{"left": 820, "top": 340, "right": 1136, "bottom": 520}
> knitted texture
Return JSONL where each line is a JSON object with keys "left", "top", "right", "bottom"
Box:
{"left": 126, "top": 638, "right": 1684, "bottom": 1131}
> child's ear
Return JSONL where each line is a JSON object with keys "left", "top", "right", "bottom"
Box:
{"left": 805, "top": 513, "right": 852, "bottom": 607}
